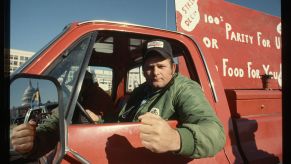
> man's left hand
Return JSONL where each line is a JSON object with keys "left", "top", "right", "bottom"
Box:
{"left": 138, "top": 112, "right": 181, "bottom": 153}
{"left": 85, "top": 109, "right": 101, "bottom": 123}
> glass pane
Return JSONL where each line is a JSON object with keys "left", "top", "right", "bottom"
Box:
{"left": 10, "top": 77, "right": 59, "bottom": 162}
{"left": 127, "top": 66, "right": 146, "bottom": 92}
{"left": 93, "top": 36, "right": 113, "bottom": 54}
{"left": 73, "top": 66, "right": 114, "bottom": 124}
{"left": 48, "top": 36, "right": 91, "bottom": 109}
{"left": 87, "top": 66, "right": 113, "bottom": 95}
{"left": 10, "top": 78, "right": 58, "bottom": 125}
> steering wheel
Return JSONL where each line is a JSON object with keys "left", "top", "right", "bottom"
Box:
{"left": 59, "top": 79, "right": 95, "bottom": 124}
{"left": 76, "top": 101, "right": 95, "bottom": 124}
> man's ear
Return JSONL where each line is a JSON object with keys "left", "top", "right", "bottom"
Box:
{"left": 172, "top": 63, "right": 176, "bottom": 74}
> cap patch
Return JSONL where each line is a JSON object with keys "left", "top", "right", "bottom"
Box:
{"left": 147, "top": 41, "right": 164, "bottom": 49}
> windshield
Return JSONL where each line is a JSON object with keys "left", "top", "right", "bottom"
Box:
{"left": 47, "top": 35, "right": 92, "bottom": 113}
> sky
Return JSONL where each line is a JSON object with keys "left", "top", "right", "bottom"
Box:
{"left": 10, "top": 0, "right": 281, "bottom": 53}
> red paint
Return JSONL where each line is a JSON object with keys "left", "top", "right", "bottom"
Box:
{"left": 175, "top": 0, "right": 281, "bottom": 90}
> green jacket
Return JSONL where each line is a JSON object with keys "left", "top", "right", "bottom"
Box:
{"left": 118, "top": 73, "right": 226, "bottom": 158}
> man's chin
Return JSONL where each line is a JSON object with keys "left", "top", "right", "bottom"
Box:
{"left": 151, "top": 83, "right": 165, "bottom": 89}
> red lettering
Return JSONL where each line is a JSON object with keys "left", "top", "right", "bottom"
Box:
{"left": 182, "top": 0, "right": 196, "bottom": 15}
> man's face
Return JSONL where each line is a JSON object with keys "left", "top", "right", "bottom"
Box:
{"left": 143, "top": 55, "right": 176, "bottom": 90}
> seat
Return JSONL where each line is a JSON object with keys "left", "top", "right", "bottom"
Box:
{"left": 115, "top": 93, "right": 131, "bottom": 112}
{"left": 78, "top": 71, "right": 116, "bottom": 122}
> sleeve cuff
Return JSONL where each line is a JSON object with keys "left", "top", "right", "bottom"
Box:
{"left": 175, "top": 127, "right": 195, "bottom": 157}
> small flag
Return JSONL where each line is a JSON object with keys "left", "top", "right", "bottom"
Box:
{"left": 31, "top": 83, "right": 41, "bottom": 106}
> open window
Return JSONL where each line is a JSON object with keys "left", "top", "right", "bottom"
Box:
{"left": 87, "top": 66, "right": 113, "bottom": 95}
{"left": 126, "top": 66, "right": 145, "bottom": 93}
{"left": 47, "top": 30, "right": 201, "bottom": 125}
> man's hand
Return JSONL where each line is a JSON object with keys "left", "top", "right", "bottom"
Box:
{"left": 138, "top": 112, "right": 181, "bottom": 153}
{"left": 85, "top": 109, "right": 101, "bottom": 123}
{"left": 11, "top": 120, "right": 37, "bottom": 154}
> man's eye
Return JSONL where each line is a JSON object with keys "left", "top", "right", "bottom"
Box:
{"left": 147, "top": 66, "right": 155, "bottom": 69}
{"left": 144, "top": 67, "right": 151, "bottom": 71}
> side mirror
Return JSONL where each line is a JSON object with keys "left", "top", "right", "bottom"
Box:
{"left": 10, "top": 74, "right": 64, "bottom": 163}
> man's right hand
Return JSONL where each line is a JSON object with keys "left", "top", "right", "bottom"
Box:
{"left": 11, "top": 120, "right": 37, "bottom": 154}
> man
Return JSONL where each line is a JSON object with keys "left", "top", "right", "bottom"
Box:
{"left": 118, "top": 39, "right": 225, "bottom": 158}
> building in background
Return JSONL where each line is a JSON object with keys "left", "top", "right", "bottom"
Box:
{"left": 10, "top": 49, "right": 35, "bottom": 73}
{"left": 127, "top": 67, "right": 146, "bottom": 92}
{"left": 89, "top": 67, "right": 113, "bottom": 92}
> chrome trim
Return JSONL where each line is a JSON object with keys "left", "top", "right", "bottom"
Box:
{"left": 77, "top": 20, "right": 182, "bottom": 34}
{"left": 188, "top": 36, "right": 219, "bottom": 102}
{"left": 77, "top": 20, "right": 196, "bottom": 37}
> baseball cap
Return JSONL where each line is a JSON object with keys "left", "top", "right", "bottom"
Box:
{"left": 143, "top": 39, "right": 174, "bottom": 62}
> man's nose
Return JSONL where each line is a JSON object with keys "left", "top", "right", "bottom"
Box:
{"left": 153, "top": 67, "right": 159, "bottom": 75}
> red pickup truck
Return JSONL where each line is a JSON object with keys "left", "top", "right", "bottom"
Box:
{"left": 9, "top": 0, "right": 281, "bottom": 163}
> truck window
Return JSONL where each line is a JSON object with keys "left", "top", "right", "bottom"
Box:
{"left": 126, "top": 66, "right": 146, "bottom": 93}
{"left": 70, "top": 33, "right": 117, "bottom": 124}
{"left": 47, "top": 35, "right": 92, "bottom": 110}
{"left": 93, "top": 36, "right": 114, "bottom": 54}
{"left": 87, "top": 66, "right": 113, "bottom": 95}
{"left": 47, "top": 30, "right": 203, "bottom": 124}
